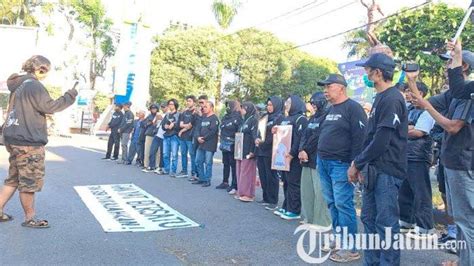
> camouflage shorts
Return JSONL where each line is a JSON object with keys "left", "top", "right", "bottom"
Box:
{"left": 4, "top": 145, "right": 45, "bottom": 192}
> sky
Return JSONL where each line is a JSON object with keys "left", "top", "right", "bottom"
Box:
{"left": 103, "top": 0, "right": 470, "bottom": 63}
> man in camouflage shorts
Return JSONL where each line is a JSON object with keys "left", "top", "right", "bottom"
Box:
{"left": 4, "top": 145, "right": 46, "bottom": 193}
{"left": 0, "top": 55, "right": 77, "bottom": 228}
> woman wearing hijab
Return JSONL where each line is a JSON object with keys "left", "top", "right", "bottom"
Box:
{"left": 255, "top": 96, "right": 284, "bottom": 210}
{"left": 274, "top": 95, "right": 308, "bottom": 220}
{"left": 235, "top": 102, "right": 259, "bottom": 202}
{"left": 217, "top": 101, "right": 242, "bottom": 193}
{"left": 298, "top": 92, "right": 332, "bottom": 230}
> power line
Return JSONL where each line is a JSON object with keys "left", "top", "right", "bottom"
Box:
{"left": 240, "top": 1, "right": 431, "bottom": 61}
{"left": 289, "top": 0, "right": 359, "bottom": 28}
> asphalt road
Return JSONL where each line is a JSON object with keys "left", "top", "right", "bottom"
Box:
{"left": 0, "top": 135, "right": 458, "bottom": 265}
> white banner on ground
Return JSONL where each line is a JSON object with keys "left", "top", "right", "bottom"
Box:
{"left": 75, "top": 183, "right": 200, "bottom": 232}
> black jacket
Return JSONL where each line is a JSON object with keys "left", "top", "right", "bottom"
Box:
{"left": 280, "top": 95, "right": 308, "bottom": 159}
{"left": 220, "top": 101, "right": 243, "bottom": 146}
{"left": 108, "top": 111, "right": 123, "bottom": 133}
{"left": 119, "top": 110, "right": 134, "bottom": 134}
{"left": 161, "top": 111, "right": 180, "bottom": 137}
{"left": 407, "top": 108, "right": 433, "bottom": 163}
{"left": 239, "top": 102, "right": 259, "bottom": 158}
{"left": 3, "top": 74, "right": 77, "bottom": 146}
{"left": 198, "top": 114, "right": 220, "bottom": 152}
{"left": 299, "top": 108, "right": 328, "bottom": 169}
{"left": 256, "top": 96, "right": 284, "bottom": 157}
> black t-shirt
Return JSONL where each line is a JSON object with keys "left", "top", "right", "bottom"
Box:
{"left": 440, "top": 99, "right": 473, "bottom": 171}
{"left": 179, "top": 109, "right": 195, "bottom": 141}
{"left": 318, "top": 99, "right": 367, "bottom": 162}
{"left": 357, "top": 86, "right": 408, "bottom": 178}
{"left": 198, "top": 114, "right": 220, "bottom": 152}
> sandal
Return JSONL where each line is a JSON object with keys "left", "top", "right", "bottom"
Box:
{"left": 329, "top": 250, "right": 361, "bottom": 263}
{"left": 0, "top": 212, "right": 13, "bottom": 222}
{"left": 21, "top": 219, "right": 50, "bottom": 229}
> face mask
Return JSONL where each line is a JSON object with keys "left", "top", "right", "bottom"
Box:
{"left": 363, "top": 74, "right": 374, "bottom": 88}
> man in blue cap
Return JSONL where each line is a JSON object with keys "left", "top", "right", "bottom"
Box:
{"left": 348, "top": 53, "right": 408, "bottom": 265}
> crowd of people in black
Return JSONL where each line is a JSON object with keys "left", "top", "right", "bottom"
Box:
{"left": 102, "top": 41, "right": 473, "bottom": 265}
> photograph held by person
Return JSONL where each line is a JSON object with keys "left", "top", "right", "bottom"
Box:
{"left": 217, "top": 100, "right": 242, "bottom": 192}
{"left": 103, "top": 104, "right": 123, "bottom": 160}
{"left": 349, "top": 53, "right": 408, "bottom": 265}
{"left": 193, "top": 101, "right": 219, "bottom": 187}
{"left": 410, "top": 40, "right": 473, "bottom": 266}
{"left": 317, "top": 73, "right": 367, "bottom": 262}
{"left": 161, "top": 99, "right": 180, "bottom": 177}
{"left": 398, "top": 81, "right": 436, "bottom": 239}
{"left": 256, "top": 96, "right": 284, "bottom": 209}
{"left": 273, "top": 95, "right": 308, "bottom": 220}
{"left": 118, "top": 102, "right": 134, "bottom": 164}
{"left": 0, "top": 55, "right": 78, "bottom": 228}
{"left": 298, "top": 92, "right": 331, "bottom": 231}
{"left": 235, "top": 102, "right": 259, "bottom": 202}
{"left": 177, "top": 95, "right": 197, "bottom": 178}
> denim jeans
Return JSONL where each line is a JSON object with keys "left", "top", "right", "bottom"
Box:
{"left": 149, "top": 137, "right": 163, "bottom": 169}
{"left": 163, "top": 135, "right": 179, "bottom": 174}
{"left": 179, "top": 139, "right": 195, "bottom": 174}
{"left": 399, "top": 161, "right": 434, "bottom": 233}
{"left": 195, "top": 148, "right": 214, "bottom": 182}
{"left": 317, "top": 157, "right": 357, "bottom": 249}
{"left": 444, "top": 168, "right": 474, "bottom": 266}
{"left": 361, "top": 172, "right": 402, "bottom": 266}
{"left": 127, "top": 141, "right": 138, "bottom": 163}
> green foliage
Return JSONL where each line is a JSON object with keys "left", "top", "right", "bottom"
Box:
{"left": 70, "top": 0, "right": 116, "bottom": 89}
{"left": 378, "top": 3, "right": 474, "bottom": 93}
{"left": 211, "top": 0, "right": 239, "bottom": 29}
{"left": 0, "top": 0, "right": 38, "bottom": 26}
{"left": 150, "top": 25, "right": 337, "bottom": 105}
{"left": 342, "top": 29, "right": 370, "bottom": 59}
{"left": 45, "top": 85, "right": 62, "bottom": 99}
{"left": 93, "top": 92, "right": 109, "bottom": 113}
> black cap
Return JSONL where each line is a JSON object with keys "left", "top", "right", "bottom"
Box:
{"left": 356, "top": 53, "right": 396, "bottom": 71}
{"left": 123, "top": 101, "right": 132, "bottom": 106}
{"left": 317, "top": 73, "right": 347, "bottom": 87}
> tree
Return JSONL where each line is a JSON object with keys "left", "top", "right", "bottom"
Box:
{"left": 70, "top": 0, "right": 115, "bottom": 89}
{"left": 0, "top": 0, "right": 39, "bottom": 26}
{"left": 150, "top": 25, "right": 226, "bottom": 103}
{"left": 378, "top": 3, "right": 474, "bottom": 93}
{"left": 211, "top": 0, "right": 240, "bottom": 30}
{"left": 342, "top": 29, "right": 370, "bottom": 59}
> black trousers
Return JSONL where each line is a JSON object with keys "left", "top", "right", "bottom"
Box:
{"left": 222, "top": 150, "right": 237, "bottom": 189}
{"left": 106, "top": 131, "right": 120, "bottom": 159}
{"left": 399, "top": 161, "right": 434, "bottom": 231}
{"left": 257, "top": 156, "right": 280, "bottom": 204}
{"left": 281, "top": 158, "right": 302, "bottom": 214}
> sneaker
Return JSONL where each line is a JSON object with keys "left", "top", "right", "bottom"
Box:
{"left": 110, "top": 158, "right": 118, "bottom": 161}
{"left": 280, "top": 211, "right": 301, "bottom": 220}
{"left": 101, "top": 157, "right": 110, "bottom": 160}
{"left": 228, "top": 188, "right": 237, "bottom": 195}
{"left": 321, "top": 240, "right": 338, "bottom": 253}
{"left": 169, "top": 173, "right": 177, "bottom": 178}
{"left": 215, "top": 182, "right": 230, "bottom": 189}
{"left": 142, "top": 167, "right": 155, "bottom": 173}
{"left": 273, "top": 208, "right": 286, "bottom": 216}
{"left": 265, "top": 204, "right": 278, "bottom": 211}
{"left": 176, "top": 171, "right": 188, "bottom": 178}
{"left": 400, "top": 225, "right": 415, "bottom": 234}
{"left": 438, "top": 234, "right": 457, "bottom": 254}
{"left": 192, "top": 180, "right": 205, "bottom": 185}
{"left": 406, "top": 230, "right": 437, "bottom": 241}
{"left": 154, "top": 168, "right": 164, "bottom": 175}
{"left": 157, "top": 171, "right": 169, "bottom": 175}
{"left": 188, "top": 176, "right": 198, "bottom": 182}
{"left": 201, "top": 182, "right": 211, "bottom": 187}
{"left": 329, "top": 250, "right": 360, "bottom": 263}
{"left": 124, "top": 161, "right": 132, "bottom": 165}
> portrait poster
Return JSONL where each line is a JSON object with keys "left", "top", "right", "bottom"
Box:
{"left": 258, "top": 115, "right": 268, "bottom": 142}
{"left": 271, "top": 125, "right": 292, "bottom": 171}
{"left": 234, "top": 132, "right": 244, "bottom": 160}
